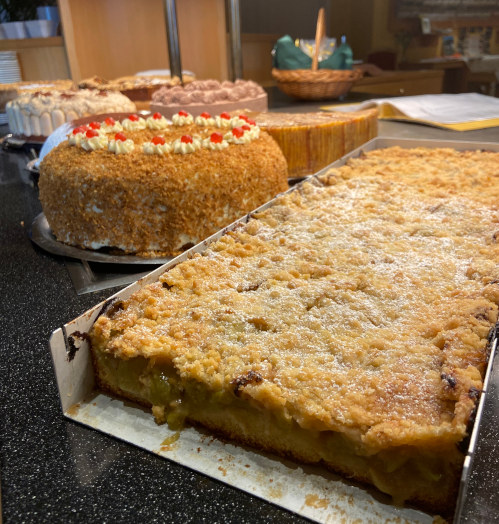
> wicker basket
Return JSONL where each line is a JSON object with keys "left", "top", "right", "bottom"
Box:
{"left": 272, "top": 8, "right": 362, "bottom": 101}
{"left": 272, "top": 68, "right": 362, "bottom": 100}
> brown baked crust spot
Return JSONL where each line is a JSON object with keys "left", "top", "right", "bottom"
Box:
{"left": 231, "top": 370, "right": 263, "bottom": 396}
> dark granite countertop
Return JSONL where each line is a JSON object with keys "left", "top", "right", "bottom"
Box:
{"left": 1, "top": 106, "right": 499, "bottom": 523}
{"left": 0, "top": 142, "right": 305, "bottom": 524}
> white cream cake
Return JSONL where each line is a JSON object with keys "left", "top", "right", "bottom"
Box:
{"left": 6, "top": 89, "right": 137, "bottom": 138}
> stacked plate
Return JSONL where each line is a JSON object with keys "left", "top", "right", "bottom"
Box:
{"left": 0, "top": 51, "right": 22, "bottom": 124}
{"left": 0, "top": 51, "right": 22, "bottom": 83}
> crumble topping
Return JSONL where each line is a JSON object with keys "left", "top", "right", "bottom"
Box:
{"left": 91, "top": 147, "right": 499, "bottom": 449}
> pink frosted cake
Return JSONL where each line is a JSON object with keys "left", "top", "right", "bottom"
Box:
{"left": 150, "top": 79, "right": 267, "bottom": 119}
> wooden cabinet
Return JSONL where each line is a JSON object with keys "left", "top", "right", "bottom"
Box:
{"left": 58, "top": 0, "right": 229, "bottom": 82}
{"left": 350, "top": 70, "right": 444, "bottom": 96}
{"left": 0, "top": 0, "right": 231, "bottom": 83}
{"left": 399, "top": 60, "right": 469, "bottom": 93}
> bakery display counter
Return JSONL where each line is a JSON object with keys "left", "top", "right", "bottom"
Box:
{"left": 1, "top": 111, "right": 499, "bottom": 522}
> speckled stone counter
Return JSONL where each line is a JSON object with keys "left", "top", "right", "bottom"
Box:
{"left": 1, "top": 114, "right": 499, "bottom": 523}
{"left": 0, "top": 142, "right": 306, "bottom": 523}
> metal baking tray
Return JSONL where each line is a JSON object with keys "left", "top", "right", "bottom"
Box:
{"left": 0, "top": 132, "right": 43, "bottom": 148}
{"left": 49, "top": 137, "right": 499, "bottom": 523}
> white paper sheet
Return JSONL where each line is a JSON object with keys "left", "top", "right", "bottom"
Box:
{"left": 326, "top": 93, "right": 499, "bottom": 125}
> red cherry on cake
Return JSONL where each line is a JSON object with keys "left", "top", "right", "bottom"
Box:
{"left": 246, "top": 118, "right": 256, "bottom": 126}
{"left": 152, "top": 112, "right": 162, "bottom": 120}
{"left": 210, "top": 132, "right": 223, "bottom": 144}
{"left": 232, "top": 127, "right": 244, "bottom": 139}
{"left": 238, "top": 114, "right": 248, "bottom": 121}
{"left": 200, "top": 112, "right": 211, "bottom": 119}
{"left": 152, "top": 136, "right": 166, "bottom": 145}
{"left": 104, "top": 117, "right": 116, "bottom": 126}
{"left": 178, "top": 110, "right": 189, "bottom": 117}
{"left": 89, "top": 121, "right": 101, "bottom": 130}
{"left": 242, "top": 125, "right": 251, "bottom": 131}
{"left": 180, "top": 135, "right": 193, "bottom": 144}
{"left": 128, "top": 114, "right": 139, "bottom": 122}
{"left": 72, "top": 126, "right": 85, "bottom": 135}
{"left": 115, "top": 132, "right": 127, "bottom": 142}
{"left": 220, "top": 112, "right": 231, "bottom": 120}
{"left": 86, "top": 129, "right": 99, "bottom": 138}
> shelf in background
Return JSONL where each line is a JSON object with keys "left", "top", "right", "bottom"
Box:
{"left": 0, "top": 36, "right": 64, "bottom": 50}
{"left": 0, "top": 35, "right": 70, "bottom": 82}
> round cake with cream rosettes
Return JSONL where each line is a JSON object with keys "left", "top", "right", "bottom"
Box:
{"left": 38, "top": 110, "right": 289, "bottom": 257}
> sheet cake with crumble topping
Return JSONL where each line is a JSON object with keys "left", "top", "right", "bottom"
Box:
{"left": 89, "top": 146, "right": 499, "bottom": 517}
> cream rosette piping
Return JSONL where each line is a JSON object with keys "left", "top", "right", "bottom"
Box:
{"left": 108, "top": 138, "right": 135, "bottom": 154}
{"left": 224, "top": 128, "right": 252, "bottom": 145}
{"left": 146, "top": 115, "right": 169, "bottom": 130}
{"left": 122, "top": 116, "right": 147, "bottom": 131}
{"left": 194, "top": 115, "right": 216, "bottom": 126}
{"left": 201, "top": 136, "right": 229, "bottom": 151}
{"left": 215, "top": 115, "right": 233, "bottom": 128}
{"left": 246, "top": 125, "right": 260, "bottom": 139}
{"left": 171, "top": 112, "right": 194, "bottom": 126}
{"left": 173, "top": 136, "right": 202, "bottom": 154}
{"left": 101, "top": 121, "right": 124, "bottom": 133}
{"left": 68, "top": 131, "right": 86, "bottom": 146}
{"left": 230, "top": 116, "right": 248, "bottom": 128}
{"left": 143, "top": 141, "right": 173, "bottom": 155}
{"left": 81, "top": 134, "right": 109, "bottom": 151}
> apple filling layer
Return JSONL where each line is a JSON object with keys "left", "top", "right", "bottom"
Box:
{"left": 92, "top": 349, "right": 463, "bottom": 511}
